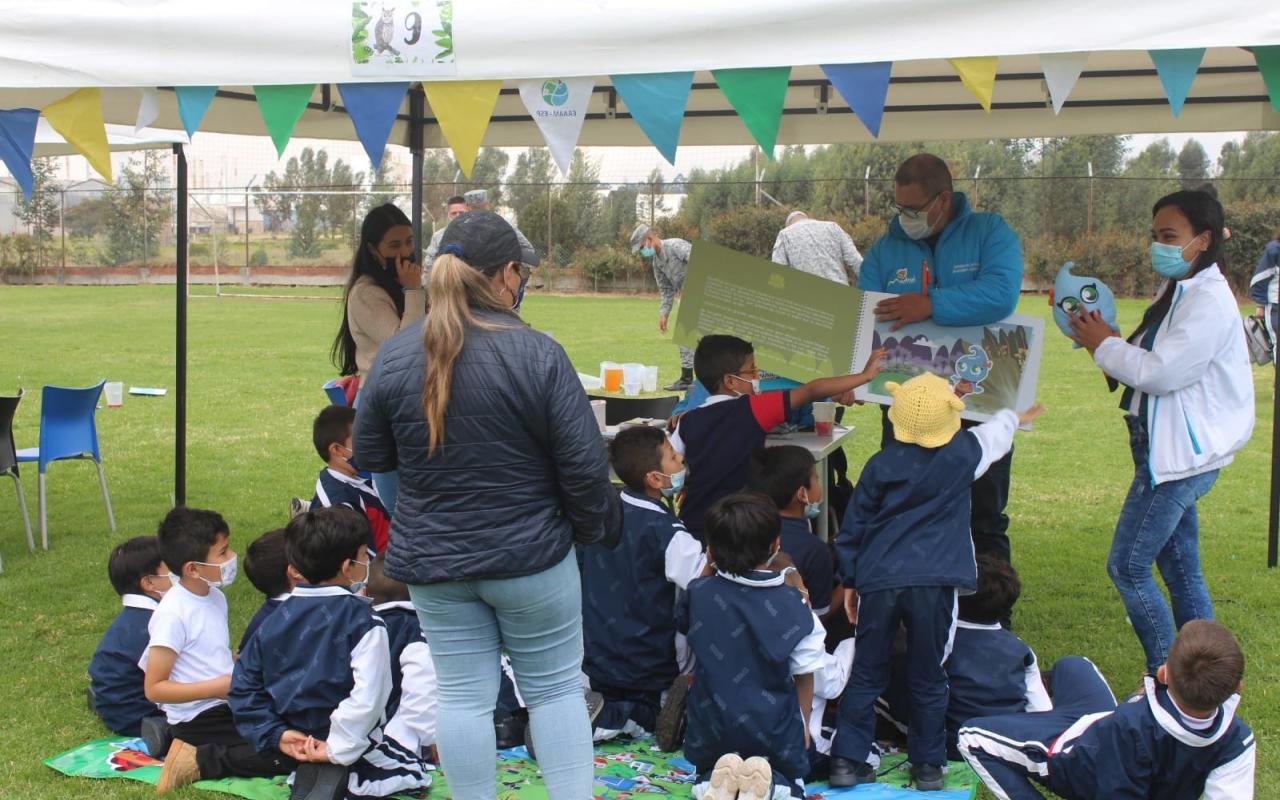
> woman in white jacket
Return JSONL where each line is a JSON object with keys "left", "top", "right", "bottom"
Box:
{"left": 1070, "top": 189, "right": 1254, "bottom": 675}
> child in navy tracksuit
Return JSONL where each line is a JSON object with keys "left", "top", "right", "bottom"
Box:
{"left": 960, "top": 620, "right": 1255, "bottom": 799}
{"left": 582, "top": 426, "right": 705, "bottom": 741}
{"left": 830, "top": 374, "right": 1041, "bottom": 791}
{"left": 88, "top": 536, "right": 169, "bottom": 737}
{"left": 366, "top": 553, "right": 438, "bottom": 760}
{"left": 311, "top": 405, "right": 390, "bottom": 553}
{"left": 877, "top": 554, "right": 1052, "bottom": 760}
{"left": 239, "top": 528, "right": 293, "bottom": 651}
{"left": 746, "top": 445, "right": 836, "bottom": 616}
{"left": 671, "top": 334, "right": 884, "bottom": 535}
{"left": 678, "top": 492, "right": 827, "bottom": 800}
{"left": 229, "top": 507, "right": 431, "bottom": 800}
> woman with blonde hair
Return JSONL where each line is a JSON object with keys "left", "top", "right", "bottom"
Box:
{"left": 354, "top": 211, "right": 619, "bottom": 799}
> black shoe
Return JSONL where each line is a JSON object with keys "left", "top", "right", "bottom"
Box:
{"left": 654, "top": 675, "right": 690, "bottom": 752}
{"left": 827, "top": 757, "right": 876, "bottom": 788}
{"left": 910, "top": 762, "right": 945, "bottom": 792}
{"left": 494, "top": 711, "right": 527, "bottom": 750}
{"left": 290, "top": 763, "right": 350, "bottom": 800}
{"left": 140, "top": 715, "right": 173, "bottom": 758}
{"left": 85, "top": 686, "right": 98, "bottom": 716}
{"left": 663, "top": 378, "right": 692, "bottom": 392}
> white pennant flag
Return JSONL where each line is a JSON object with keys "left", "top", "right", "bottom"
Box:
{"left": 135, "top": 87, "right": 160, "bottom": 133}
{"left": 1040, "top": 53, "right": 1089, "bottom": 115}
{"left": 518, "top": 77, "right": 595, "bottom": 176}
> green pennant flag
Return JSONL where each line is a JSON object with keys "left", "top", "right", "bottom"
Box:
{"left": 253, "top": 84, "right": 316, "bottom": 157}
{"left": 712, "top": 67, "right": 790, "bottom": 158}
{"left": 1254, "top": 46, "right": 1280, "bottom": 112}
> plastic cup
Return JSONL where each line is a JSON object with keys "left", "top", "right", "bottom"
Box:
{"left": 601, "top": 362, "right": 623, "bottom": 393}
{"left": 590, "top": 400, "right": 607, "bottom": 431}
{"left": 104, "top": 382, "right": 124, "bottom": 407}
{"left": 813, "top": 401, "right": 836, "bottom": 438}
{"left": 642, "top": 365, "right": 659, "bottom": 393}
{"left": 622, "top": 363, "right": 644, "bottom": 393}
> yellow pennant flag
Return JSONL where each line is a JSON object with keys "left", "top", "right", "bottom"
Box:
{"left": 423, "top": 81, "right": 502, "bottom": 178}
{"left": 948, "top": 57, "right": 999, "bottom": 113}
{"left": 43, "top": 88, "right": 112, "bottom": 182}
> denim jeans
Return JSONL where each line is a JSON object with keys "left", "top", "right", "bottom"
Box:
{"left": 408, "top": 550, "right": 592, "bottom": 800}
{"left": 1109, "top": 416, "right": 1219, "bottom": 672}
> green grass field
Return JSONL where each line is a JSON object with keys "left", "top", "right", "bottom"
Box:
{"left": 0, "top": 285, "right": 1274, "bottom": 798}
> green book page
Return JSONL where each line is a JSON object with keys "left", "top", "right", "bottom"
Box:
{"left": 673, "top": 241, "right": 867, "bottom": 383}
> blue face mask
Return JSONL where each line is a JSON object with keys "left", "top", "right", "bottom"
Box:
{"left": 512, "top": 271, "right": 529, "bottom": 312}
{"left": 348, "top": 557, "right": 370, "bottom": 596}
{"left": 658, "top": 468, "right": 686, "bottom": 498}
{"left": 1149, "top": 236, "right": 1201, "bottom": 280}
{"left": 801, "top": 489, "right": 822, "bottom": 520}
{"left": 639, "top": 246, "right": 656, "bottom": 259}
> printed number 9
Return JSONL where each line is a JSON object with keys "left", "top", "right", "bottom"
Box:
{"left": 404, "top": 12, "right": 422, "bottom": 45}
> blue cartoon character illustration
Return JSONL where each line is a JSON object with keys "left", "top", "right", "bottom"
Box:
{"left": 1050, "top": 262, "right": 1118, "bottom": 347}
{"left": 950, "top": 344, "right": 992, "bottom": 399}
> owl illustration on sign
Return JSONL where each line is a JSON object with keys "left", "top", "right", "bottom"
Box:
{"left": 951, "top": 344, "right": 992, "bottom": 399}
{"left": 1050, "top": 262, "right": 1118, "bottom": 347}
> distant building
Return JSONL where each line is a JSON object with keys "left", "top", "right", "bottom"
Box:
{"left": 0, "top": 177, "right": 22, "bottom": 236}
{"left": 229, "top": 204, "right": 265, "bottom": 234}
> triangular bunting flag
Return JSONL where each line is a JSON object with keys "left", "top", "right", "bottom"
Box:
{"left": 518, "top": 77, "right": 595, "bottom": 176}
{"left": 610, "top": 72, "right": 693, "bottom": 164}
{"left": 948, "top": 57, "right": 999, "bottom": 112}
{"left": 254, "top": 84, "right": 316, "bottom": 157}
{"left": 0, "top": 108, "right": 39, "bottom": 199}
{"left": 1251, "top": 46, "right": 1280, "bottom": 112}
{"left": 135, "top": 88, "right": 159, "bottom": 134}
{"left": 712, "top": 67, "right": 791, "bottom": 158}
{"left": 174, "top": 86, "right": 218, "bottom": 139}
{"left": 1149, "top": 48, "right": 1205, "bottom": 117}
{"left": 422, "top": 80, "right": 502, "bottom": 178}
{"left": 337, "top": 82, "right": 410, "bottom": 169}
{"left": 821, "top": 62, "right": 892, "bottom": 138}
{"left": 42, "top": 88, "right": 112, "bottom": 182}
{"left": 1040, "top": 52, "right": 1089, "bottom": 114}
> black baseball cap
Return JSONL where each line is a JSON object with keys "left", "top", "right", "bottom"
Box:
{"left": 439, "top": 210, "right": 533, "bottom": 269}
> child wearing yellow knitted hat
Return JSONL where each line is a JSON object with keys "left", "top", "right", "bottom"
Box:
{"left": 828, "top": 373, "right": 1043, "bottom": 791}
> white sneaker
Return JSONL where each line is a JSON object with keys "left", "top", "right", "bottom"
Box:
{"left": 734, "top": 756, "right": 773, "bottom": 800}
{"left": 706, "top": 752, "right": 743, "bottom": 800}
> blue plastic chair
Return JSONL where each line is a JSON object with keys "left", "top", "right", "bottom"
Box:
{"left": 0, "top": 390, "right": 35, "bottom": 568}
{"left": 323, "top": 380, "right": 348, "bottom": 407}
{"left": 15, "top": 382, "right": 116, "bottom": 549}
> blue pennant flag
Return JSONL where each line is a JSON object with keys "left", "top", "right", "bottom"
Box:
{"left": 0, "top": 108, "right": 39, "bottom": 198}
{"left": 337, "top": 82, "right": 410, "bottom": 169}
{"left": 821, "top": 62, "right": 892, "bottom": 138}
{"left": 175, "top": 86, "right": 218, "bottom": 138}
{"left": 1149, "top": 49, "right": 1205, "bottom": 117}
{"left": 610, "top": 72, "right": 694, "bottom": 165}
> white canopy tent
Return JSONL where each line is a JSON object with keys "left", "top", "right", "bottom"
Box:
{"left": 2, "top": 1, "right": 1278, "bottom": 550}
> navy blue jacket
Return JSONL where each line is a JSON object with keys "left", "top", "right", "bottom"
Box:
{"left": 229, "top": 586, "right": 390, "bottom": 765}
{"left": 677, "top": 570, "right": 825, "bottom": 781}
{"left": 582, "top": 490, "right": 702, "bottom": 694}
{"left": 354, "top": 310, "right": 620, "bottom": 584}
{"left": 237, "top": 596, "right": 285, "bottom": 652}
{"left": 88, "top": 596, "right": 159, "bottom": 735}
{"left": 1047, "top": 679, "right": 1255, "bottom": 800}
{"left": 778, "top": 516, "right": 834, "bottom": 614}
{"left": 947, "top": 622, "right": 1046, "bottom": 736}
{"left": 374, "top": 601, "right": 427, "bottom": 719}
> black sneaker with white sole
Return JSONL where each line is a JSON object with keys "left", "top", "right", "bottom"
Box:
{"left": 827, "top": 757, "right": 876, "bottom": 787}
{"left": 910, "top": 762, "right": 944, "bottom": 792}
{"left": 654, "top": 675, "right": 690, "bottom": 752}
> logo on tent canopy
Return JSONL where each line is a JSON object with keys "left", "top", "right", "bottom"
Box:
{"left": 542, "top": 80, "right": 570, "bottom": 106}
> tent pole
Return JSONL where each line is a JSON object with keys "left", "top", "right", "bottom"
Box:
{"left": 174, "top": 143, "right": 188, "bottom": 507}
{"left": 1269, "top": 360, "right": 1278, "bottom": 568}
{"left": 409, "top": 85, "right": 425, "bottom": 266}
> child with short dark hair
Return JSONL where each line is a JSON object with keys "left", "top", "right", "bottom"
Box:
{"left": 830, "top": 374, "right": 1042, "bottom": 791}
{"left": 312, "top": 405, "right": 390, "bottom": 553}
{"left": 144, "top": 507, "right": 294, "bottom": 793}
{"left": 961, "top": 620, "right": 1255, "bottom": 799}
{"left": 678, "top": 492, "right": 826, "bottom": 799}
{"left": 582, "top": 426, "right": 704, "bottom": 741}
{"left": 671, "top": 334, "right": 884, "bottom": 534}
{"left": 229, "top": 508, "right": 431, "bottom": 800}
{"left": 239, "top": 528, "right": 292, "bottom": 651}
{"left": 366, "top": 553, "right": 438, "bottom": 759}
{"left": 747, "top": 445, "right": 835, "bottom": 615}
{"left": 89, "top": 536, "right": 169, "bottom": 737}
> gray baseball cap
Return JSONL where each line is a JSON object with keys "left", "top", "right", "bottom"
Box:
{"left": 629, "top": 223, "right": 650, "bottom": 253}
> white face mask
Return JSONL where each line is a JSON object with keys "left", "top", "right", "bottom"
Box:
{"left": 898, "top": 195, "right": 941, "bottom": 241}
{"left": 194, "top": 555, "right": 238, "bottom": 589}
{"left": 732, "top": 374, "right": 761, "bottom": 396}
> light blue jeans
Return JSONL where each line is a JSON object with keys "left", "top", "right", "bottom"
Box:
{"left": 408, "top": 550, "right": 592, "bottom": 800}
{"left": 1108, "top": 416, "right": 1219, "bottom": 672}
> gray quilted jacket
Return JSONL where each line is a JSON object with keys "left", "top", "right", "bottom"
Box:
{"left": 353, "top": 309, "right": 620, "bottom": 585}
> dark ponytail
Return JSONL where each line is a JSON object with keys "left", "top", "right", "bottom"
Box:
{"left": 331, "top": 203, "right": 413, "bottom": 376}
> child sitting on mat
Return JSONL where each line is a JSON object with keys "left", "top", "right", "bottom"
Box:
{"left": 311, "top": 405, "right": 390, "bottom": 553}
{"left": 366, "top": 553, "right": 438, "bottom": 762}
{"left": 239, "top": 528, "right": 292, "bottom": 651}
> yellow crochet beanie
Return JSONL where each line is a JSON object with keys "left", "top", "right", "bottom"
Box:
{"left": 886, "top": 373, "right": 965, "bottom": 448}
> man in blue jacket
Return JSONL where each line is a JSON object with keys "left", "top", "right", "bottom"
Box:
{"left": 1249, "top": 232, "right": 1279, "bottom": 347}
{"left": 858, "top": 153, "right": 1024, "bottom": 573}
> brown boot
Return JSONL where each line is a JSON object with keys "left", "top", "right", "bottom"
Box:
{"left": 156, "top": 739, "right": 201, "bottom": 794}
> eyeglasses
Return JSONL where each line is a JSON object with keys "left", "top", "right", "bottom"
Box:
{"left": 890, "top": 192, "right": 942, "bottom": 219}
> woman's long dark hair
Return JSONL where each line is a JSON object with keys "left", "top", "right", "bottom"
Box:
{"left": 1128, "top": 189, "right": 1227, "bottom": 345}
{"left": 331, "top": 203, "right": 413, "bottom": 376}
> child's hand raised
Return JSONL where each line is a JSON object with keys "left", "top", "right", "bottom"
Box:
{"left": 1017, "top": 403, "right": 1045, "bottom": 426}
{"left": 859, "top": 348, "right": 888, "bottom": 381}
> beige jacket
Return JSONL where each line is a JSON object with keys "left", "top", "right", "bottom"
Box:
{"left": 347, "top": 275, "right": 426, "bottom": 374}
